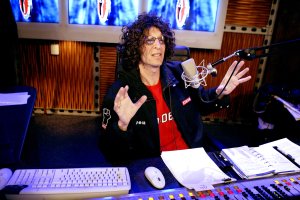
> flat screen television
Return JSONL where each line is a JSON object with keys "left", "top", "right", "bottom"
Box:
{"left": 10, "top": 0, "right": 228, "bottom": 49}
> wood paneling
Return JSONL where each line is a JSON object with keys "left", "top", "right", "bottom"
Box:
{"left": 19, "top": 40, "right": 95, "bottom": 111}
{"left": 99, "top": 45, "right": 117, "bottom": 111}
{"left": 226, "top": 0, "right": 273, "bottom": 27}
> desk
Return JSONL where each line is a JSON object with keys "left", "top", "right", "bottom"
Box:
{"left": 95, "top": 156, "right": 300, "bottom": 199}
{"left": 0, "top": 86, "right": 36, "bottom": 166}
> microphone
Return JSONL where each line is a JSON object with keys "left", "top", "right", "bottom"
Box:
{"left": 181, "top": 58, "right": 216, "bottom": 88}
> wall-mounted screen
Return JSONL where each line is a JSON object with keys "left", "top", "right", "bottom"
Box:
{"left": 148, "top": 0, "right": 218, "bottom": 32}
{"left": 10, "top": 0, "right": 228, "bottom": 49}
{"left": 146, "top": 0, "right": 225, "bottom": 48}
{"left": 69, "top": 0, "right": 138, "bottom": 26}
{"left": 10, "top": 0, "right": 59, "bottom": 23}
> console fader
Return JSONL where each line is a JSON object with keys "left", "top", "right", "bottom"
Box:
{"left": 101, "top": 173, "right": 300, "bottom": 200}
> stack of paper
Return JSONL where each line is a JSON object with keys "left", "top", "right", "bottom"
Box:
{"left": 0, "top": 92, "right": 30, "bottom": 106}
{"left": 161, "top": 147, "right": 235, "bottom": 191}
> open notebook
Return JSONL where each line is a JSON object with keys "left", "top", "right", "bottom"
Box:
{"left": 220, "top": 138, "right": 300, "bottom": 179}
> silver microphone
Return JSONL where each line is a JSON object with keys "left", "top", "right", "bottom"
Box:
{"left": 181, "top": 58, "right": 201, "bottom": 89}
{"left": 181, "top": 58, "right": 217, "bottom": 88}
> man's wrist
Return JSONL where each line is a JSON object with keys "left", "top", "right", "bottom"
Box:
{"left": 118, "top": 120, "right": 128, "bottom": 131}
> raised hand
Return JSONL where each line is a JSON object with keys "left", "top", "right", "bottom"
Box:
{"left": 216, "top": 60, "right": 251, "bottom": 96}
{"left": 114, "top": 85, "right": 147, "bottom": 131}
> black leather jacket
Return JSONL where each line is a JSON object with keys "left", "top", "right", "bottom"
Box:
{"left": 100, "top": 61, "right": 229, "bottom": 161}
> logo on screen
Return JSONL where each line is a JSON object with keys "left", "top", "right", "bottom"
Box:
{"left": 19, "top": 0, "right": 33, "bottom": 20}
{"left": 176, "top": 0, "right": 190, "bottom": 28}
{"left": 97, "top": 0, "right": 111, "bottom": 23}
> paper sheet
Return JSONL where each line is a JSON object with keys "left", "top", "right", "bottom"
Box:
{"left": 161, "top": 147, "right": 235, "bottom": 191}
{"left": 273, "top": 95, "right": 300, "bottom": 121}
{"left": 260, "top": 138, "right": 300, "bottom": 166}
{"left": 0, "top": 92, "right": 30, "bottom": 106}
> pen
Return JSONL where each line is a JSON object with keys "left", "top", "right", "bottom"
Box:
{"left": 222, "top": 178, "right": 233, "bottom": 183}
{"left": 273, "top": 146, "right": 300, "bottom": 168}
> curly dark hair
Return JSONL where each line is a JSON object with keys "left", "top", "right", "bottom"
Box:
{"left": 117, "top": 12, "right": 176, "bottom": 71}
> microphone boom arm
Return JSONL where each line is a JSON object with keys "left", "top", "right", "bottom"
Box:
{"left": 210, "top": 52, "right": 237, "bottom": 68}
{"left": 211, "top": 38, "right": 300, "bottom": 68}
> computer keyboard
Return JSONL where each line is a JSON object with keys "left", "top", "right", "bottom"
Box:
{"left": 3, "top": 167, "right": 131, "bottom": 200}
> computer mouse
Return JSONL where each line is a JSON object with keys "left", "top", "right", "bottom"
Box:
{"left": 144, "top": 166, "right": 165, "bottom": 189}
{"left": 0, "top": 168, "right": 12, "bottom": 190}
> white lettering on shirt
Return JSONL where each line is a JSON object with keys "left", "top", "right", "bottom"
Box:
{"left": 136, "top": 121, "right": 146, "bottom": 125}
{"left": 157, "top": 112, "right": 173, "bottom": 124}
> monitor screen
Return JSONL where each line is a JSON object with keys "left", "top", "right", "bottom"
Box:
{"left": 148, "top": 0, "right": 218, "bottom": 32}
{"left": 10, "top": 0, "right": 228, "bottom": 49}
{"left": 68, "top": 0, "right": 138, "bottom": 26}
{"left": 10, "top": 0, "right": 59, "bottom": 23}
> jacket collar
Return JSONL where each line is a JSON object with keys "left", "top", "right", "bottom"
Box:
{"left": 161, "top": 61, "right": 179, "bottom": 90}
{"left": 118, "top": 61, "right": 179, "bottom": 92}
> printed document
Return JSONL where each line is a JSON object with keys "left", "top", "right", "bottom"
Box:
{"left": 161, "top": 147, "right": 235, "bottom": 191}
{"left": 260, "top": 138, "right": 300, "bottom": 166}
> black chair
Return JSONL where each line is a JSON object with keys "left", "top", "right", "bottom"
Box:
{"left": 168, "top": 45, "right": 190, "bottom": 62}
{"left": 115, "top": 45, "right": 190, "bottom": 79}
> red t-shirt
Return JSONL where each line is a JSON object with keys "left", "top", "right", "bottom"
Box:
{"left": 146, "top": 80, "right": 188, "bottom": 152}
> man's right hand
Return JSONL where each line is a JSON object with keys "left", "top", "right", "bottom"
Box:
{"left": 114, "top": 85, "right": 147, "bottom": 131}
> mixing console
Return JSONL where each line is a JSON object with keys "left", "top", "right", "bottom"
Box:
{"left": 96, "top": 173, "right": 300, "bottom": 200}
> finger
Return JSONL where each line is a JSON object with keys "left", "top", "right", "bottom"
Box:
{"left": 234, "top": 60, "right": 245, "bottom": 75}
{"left": 114, "top": 86, "right": 126, "bottom": 109}
{"left": 119, "top": 86, "right": 126, "bottom": 99}
{"left": 225, "top": 61, "right": 237, "bottom": 75}
{"left": 114, "top": 87, "right": 123, "bottom": 103}
{"left": 116, "top": 85, "right": 129, "bottom": 100}
{"left": 135, "top": 95, "right": 147, "bottom": 109}
{"left": 123, "top": 85, "right": 129, "bottom": 98}
{"left": 238, "top": 75, "right": 252, "bottom": 84}
{"left": 227, "top": 60, "right": 245, "bottom": 76}
{"left": 236, "top": 67, "right": 250, "bottom": 79}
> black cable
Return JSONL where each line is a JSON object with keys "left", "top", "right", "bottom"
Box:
{"left": 200, "top": 58, "right": 242, "bottom": 104}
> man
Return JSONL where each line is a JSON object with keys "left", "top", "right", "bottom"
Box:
{"left": 100, "top": 13, "right": 251, "bottom": 161}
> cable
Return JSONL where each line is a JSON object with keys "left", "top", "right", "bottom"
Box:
{"left": 199, "top": 58, "right": 242, "bottom": 104}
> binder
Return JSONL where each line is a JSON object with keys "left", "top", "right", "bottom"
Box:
{"left": 220, "top": 138, "right": 300, "bottom": 179}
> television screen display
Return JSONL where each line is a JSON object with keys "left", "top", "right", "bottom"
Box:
{"left": 68, "top": 0, "right": 138, "bottom": 26}
{"left": 147, "top": 0, "right": 218, "bottom": 32}
{"left": 10, "top": 0, "right": 59, "bottom": 23}
{"left": 10, "top": 0, "right": 228, "bottom": 49}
